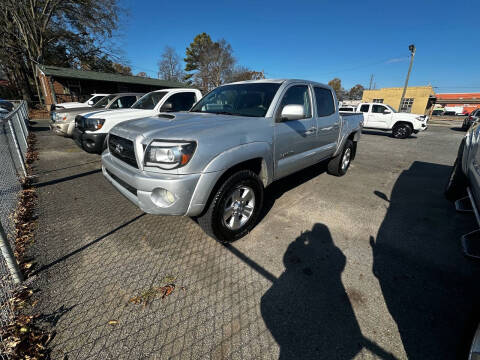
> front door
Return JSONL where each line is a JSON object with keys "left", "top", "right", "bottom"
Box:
{"left": 369, "top": 104, "right": 392, "bottom": 129}
{"left": 274, "top": 84, "right": 317, "bottom": 179}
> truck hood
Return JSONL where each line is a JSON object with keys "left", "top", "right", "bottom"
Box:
{"left": 110, "top": 112, "right": 270, "bottom": 143}
{"left": 394, "top": 112, "right": 425, "bottom": 121}
{"left": 82, "top": 108, "right": 156, "bottom": 120}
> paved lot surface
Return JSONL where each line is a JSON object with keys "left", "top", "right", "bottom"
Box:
{"left": 28, "top": 120, "right": 480, "bottom": 359}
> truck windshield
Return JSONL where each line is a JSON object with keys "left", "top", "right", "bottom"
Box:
{"left": 190, "top": 83, "right": 282, "bottom": 117}
{"left": 385, "top": 105, "right": 397, "bottom": 113}
{"left": 93, "top": 95, "right": 116, "bottom": 108}
{"left": 131, "top": 92, "right": 167, "bottom": 110}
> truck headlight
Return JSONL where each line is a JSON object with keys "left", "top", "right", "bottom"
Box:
{"left": 144, "top": 140, "right": 196, "bottom": 169}
{"left": 85, "top": 118, "right": 105, "bottom": 130}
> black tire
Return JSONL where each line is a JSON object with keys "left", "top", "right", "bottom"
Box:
{"left": 445, "top": 139, "right": 468, "bottom": 201}
{"left": 327, "top": 140, "right": 353, "bottom": 177}
{"left": 392, "top": 123, "right": 413, "bottom": 139}
{"left": 197, "top": 170, "right": 264, "bottom": 242}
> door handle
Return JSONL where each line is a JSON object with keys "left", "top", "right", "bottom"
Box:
{"left": 304, "top": 127, "right": 317, "bottom": 135}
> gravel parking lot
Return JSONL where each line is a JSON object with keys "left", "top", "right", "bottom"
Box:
{"left": 28, "top": 120, "right": 480, "bottom": 359}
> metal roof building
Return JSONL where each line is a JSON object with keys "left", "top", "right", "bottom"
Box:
{"left": 36, "top": 65, "right": 187, "bottom": 108}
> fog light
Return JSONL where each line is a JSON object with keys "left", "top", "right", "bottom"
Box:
{"left": 151, "top": 188, "right": 176, "bottom": 207}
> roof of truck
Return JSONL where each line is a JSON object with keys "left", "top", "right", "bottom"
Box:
{"left": 227, "top": 79, "right": 331, "bottom": 88}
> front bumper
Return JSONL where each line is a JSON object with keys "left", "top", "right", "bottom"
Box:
{"left": 102, "top": 152, "right": 203, "bottom": 216}
{"left": 73, "top": 128, "right": 106, "bottom": 154}
{"left": 50, "top": 120, "right": 75, "bottom": 137}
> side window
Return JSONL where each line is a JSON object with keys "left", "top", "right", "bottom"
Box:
{"left": 117, "top": 96, "right": 137, "bottom": 109}
{"left": 372, "top": 105, "right": 387, "bottom": 113}
{"left": 278, "top": 85, "right": 312, "bottom": 119}
{"left": 314, "top": 87, "right": 335, "bottom": 117}
{"left": 163, "top": 92, "right": 197, "bottom": 112}
{"left": 359, "top": 104, "right": 370, "bottom": 113}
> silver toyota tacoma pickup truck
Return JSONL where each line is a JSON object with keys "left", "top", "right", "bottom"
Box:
{"left": 101, "top": 79, "right": 364, "bottom": 241}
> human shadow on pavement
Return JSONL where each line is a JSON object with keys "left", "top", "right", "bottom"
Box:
{"left": 371, "top": 161, "right": 480, "bottom": 359}
{"left": 261, "top": 224, "right": 396, "bottom": 359}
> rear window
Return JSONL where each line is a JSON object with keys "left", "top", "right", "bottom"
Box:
{"left": 314, "top": 87, "right": 335, "bottom": 117}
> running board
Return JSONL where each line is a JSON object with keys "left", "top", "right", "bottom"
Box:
{"left": 455, "top": 196, "right": 473, "bottom": 213}
{"left": 462, "top": 229, "right": 480, "bottom": 259}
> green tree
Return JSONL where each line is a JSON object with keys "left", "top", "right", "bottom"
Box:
{"left": 184, "top": 33, "right": 235, "bottom": 92}
{"left": 348, "top": 84, "right": 364, "bottom": 100}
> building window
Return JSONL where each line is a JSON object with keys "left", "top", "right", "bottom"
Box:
{"left": 400, "top": 98, "right": 414, "bottom": 113}
{"left": 373, "top": 98, "right": 384, "bottom": 103}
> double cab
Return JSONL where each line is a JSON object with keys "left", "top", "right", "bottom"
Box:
{"left": 101, "top": 79, "right": 363, "bottom": 241}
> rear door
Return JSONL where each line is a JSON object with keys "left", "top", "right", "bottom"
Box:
{"left": 313, "top": 86, "right": 338, "bottom": 159}
{"left": 274, "top": 84, "right": 317, "bottom": 179}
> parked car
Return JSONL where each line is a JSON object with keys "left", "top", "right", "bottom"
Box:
{"left": 50, "top": 93, "right": 144, "bottom": 137}
{"left": 444, "top": 106, "right": 465, "bottom": 116}
{"left": 53, "top": 93, "right": 109, "bottom": 110}
{"left": 73, "top": 88, "right": 202, "bottom": 154}
{"left": 445, "top": 121, "right": 480, "bottom": 259}
{"left": 101, "top": 79, "right": 364, "bottom": 242}
{"left": 354, "top": 102, "right": 428, "bottom": 138}
{"left": 432, "top": 109, "right": 444, "bottom": 116}
{"left": 0, "top": 100, "right": 14, "bottom": 112}
{"left": 462, "top": 109, "right": 480, "bottom": 130}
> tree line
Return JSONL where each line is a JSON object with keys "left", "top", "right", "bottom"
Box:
{"left": 157, "top": 32, "right": 264, "bottom": 93}
{"left": 0, "top": 1, "right": 362, "bottom": 103}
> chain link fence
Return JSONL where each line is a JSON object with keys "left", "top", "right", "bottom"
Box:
{"left": 0, "top": 101, "right": 29, "bottom": 359}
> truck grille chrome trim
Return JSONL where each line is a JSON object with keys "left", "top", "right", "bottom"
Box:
{"left": 109, "top": 134, "right": 138, "bottom": 168}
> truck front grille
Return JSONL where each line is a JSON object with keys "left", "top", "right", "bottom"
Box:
{"left": 75, "top": 115, "right": 85, "bottom": 130}
{"left": 109, "top": 134, "right": 138, "bottom": 168}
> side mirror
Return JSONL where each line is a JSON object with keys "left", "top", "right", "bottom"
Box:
{"left": 280, "top": 104, "right": 305, "bottom": 121}
{"left": 161, "top": 102, "right": 173, "bottom": 112}
{"left": 87, "top": 100, "right": 94, "bottom": 105}
{"left": 383, "top": 109, "right": 391, "bottom": 114}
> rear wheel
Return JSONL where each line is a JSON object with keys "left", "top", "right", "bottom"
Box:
{"left": 392, "top": 123, "right": 413, "bottom": 139}
{"left": 327, "top": 140, "right": 353, "bottom": 177}
{"left": 445, "top": 139, "right": 468, "bottom": 201}
{"left": 197, "top": 170, "right": 264, "bottom": 242}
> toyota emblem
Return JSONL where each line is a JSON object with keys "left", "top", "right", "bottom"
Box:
{"left": 114, "top": 143, "right": 123, "bottom": 154}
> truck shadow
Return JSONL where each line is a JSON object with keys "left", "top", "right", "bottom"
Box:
{"left": 259, "top": 161, "right": 328, "bottom": 223}
{"left": 371, "top": 161, "right": 480, "bottom": 359}
{"left": 260, "top": 223, "right": 396, "bottom": 359}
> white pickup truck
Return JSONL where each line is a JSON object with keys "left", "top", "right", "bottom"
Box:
{"left": 345, "top": 102, "right": 428, "bottom": 139}
{"left": 73, "top": 88, "right": 202, "bottom": 154}
{"left": 54, "top": 93, "right": 109, "bottom": 110}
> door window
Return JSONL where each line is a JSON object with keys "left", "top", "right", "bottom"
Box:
{"left": 163, "top": 92, "right": 197, "bottom": 111}
{"left": 359, "top": 104, "right": 370, "bottom": 112}
{"left": 110, "top": 96, "right": 138, "bottom": 109}
{"left": 278, "top": 85, "right": 312, "bottom": 119}
{"left": 314, "top": 87, "right": 335, "bottom": 117}
{"left": 372, "top": 104, "right": 387, "bottom": 113}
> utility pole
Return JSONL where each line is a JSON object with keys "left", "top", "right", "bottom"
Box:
{"left": 398, "top": 44, "right": 416, "bottom": 112}
{"left": 369, "top": 74, "right": 374, "bottom": 90}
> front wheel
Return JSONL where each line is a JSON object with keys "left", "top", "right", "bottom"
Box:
{"left": 197, "top": 170, "right": 264, "bottom": 242}
{"left": 392, "top": 123, "right": 413, "bottom": 139}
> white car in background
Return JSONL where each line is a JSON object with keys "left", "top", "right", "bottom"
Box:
{"left": 73, "top": 88, "right": 202, "bottom": 154}
{"left": 349, "top": 102, "right": 428, "bottom": 139}
{"left": 54, "top": 93, "right": 109, "bottom": 110}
